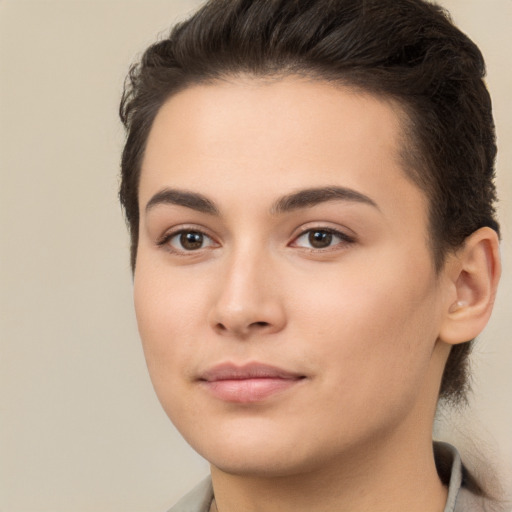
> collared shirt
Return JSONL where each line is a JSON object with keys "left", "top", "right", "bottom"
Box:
{"left": 167, "top": 443, "right": 488, "bottom": 512}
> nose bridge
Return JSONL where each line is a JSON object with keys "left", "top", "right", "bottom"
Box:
{"left": 210, "top": 239, "right": 285, "bottom": 336}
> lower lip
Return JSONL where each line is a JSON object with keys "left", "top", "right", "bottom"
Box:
{"left": 202, "top": 377, "right": 303, "bottom": 403}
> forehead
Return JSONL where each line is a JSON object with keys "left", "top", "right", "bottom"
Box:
{"left": 140, "top": 78, "right": 428, "bottom": 229}
{"left": 144, "top": 78, "right": 407, "bottom": 175}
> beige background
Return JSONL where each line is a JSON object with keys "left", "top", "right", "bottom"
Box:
{"left": 0, "top": 1, "right": 510, "bottom": 510}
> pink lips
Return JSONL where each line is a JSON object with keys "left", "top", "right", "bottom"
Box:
{"left": 199, "top": 363, "right": 305, "bottom": 403}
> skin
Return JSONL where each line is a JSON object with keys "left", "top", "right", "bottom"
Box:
{"left": 134, "top": 78, "right": 499, "bottom": 512}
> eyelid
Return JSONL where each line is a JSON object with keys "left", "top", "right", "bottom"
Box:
{"left": 289, "top": 225, "right": 356, "bottom": 250}
{"left": 156, "top": 224, "right": 220, "bottom": 253}
{"left": 154, "top": 222, "right": 355, "bottom": 254}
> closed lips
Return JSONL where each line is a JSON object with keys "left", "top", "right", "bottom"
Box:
{"left": 198, "top": 363, "right": 306, "bottom": 403}
{"left": 199, "top": 362, "right": 305, "bottom": 381}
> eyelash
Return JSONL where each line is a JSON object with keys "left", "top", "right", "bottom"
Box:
{"left": 291, "top": 227, "right": 355, "bottom": 252}
{"left": 156, "top": 228, "right": 218, "bottom": 255}
{"left": 156, "top": 226, "right": 355, "bottom": 255}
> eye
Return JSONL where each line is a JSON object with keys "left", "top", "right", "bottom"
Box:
{"left": 160, "top": 229, "right": 217, "bottom": 253}
{"left": 292, "top": 228, "right": 354, "bottom": 250}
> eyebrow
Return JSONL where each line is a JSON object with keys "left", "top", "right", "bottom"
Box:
{"left": 144, "top": 186, "right": 378, "bottom": 216}
{"left": 271, "top": 186, "right": 379, "bottom": 214}
{"left": 145, "top": 188, "right": 219, "bottom": 215}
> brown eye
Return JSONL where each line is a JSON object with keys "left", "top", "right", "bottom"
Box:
{"left": 162, "top": 230, "right": 216, "bottom": 253}
{"left": 179, "top": 231, "right": 204, "bottom": 250}
{"left": 292, "top": 228, "right": 355, "bottom": 251}
{"left": 308, "top": 230, "right": 333, "bottom": 248}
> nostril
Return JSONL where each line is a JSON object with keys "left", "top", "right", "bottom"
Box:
{"left": 252, "top": 321, "right": 270, "bottom": 328}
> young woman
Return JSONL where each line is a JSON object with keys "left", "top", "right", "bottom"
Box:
{"left": 119, "top": 1, "right": 504, "bottom": 510}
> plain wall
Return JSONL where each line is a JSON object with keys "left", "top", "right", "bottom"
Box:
{"left": 0, "top": 1, "right": 510, "bottom": 510}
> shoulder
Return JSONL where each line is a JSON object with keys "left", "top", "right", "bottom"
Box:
{"left": 166, "top": 477, "right": 213, "bottom": 512}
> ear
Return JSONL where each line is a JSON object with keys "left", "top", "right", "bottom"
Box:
{"left": 439, "top": 227, "right": 501, "bottom": 345}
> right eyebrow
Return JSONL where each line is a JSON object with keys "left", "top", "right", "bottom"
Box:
{"left": 145, "top": 188, "right": 219, "bottom": 215}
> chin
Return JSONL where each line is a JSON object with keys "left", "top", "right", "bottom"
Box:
{"left": 207, "top": 449, "right": 316, "bottom": 478}
{"left": 182, "top": 424, "right": 343, "bottom": 479}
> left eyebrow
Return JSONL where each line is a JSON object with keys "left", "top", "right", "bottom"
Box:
{"left": 271, "top": 186, "right": 379, "bottom": 214}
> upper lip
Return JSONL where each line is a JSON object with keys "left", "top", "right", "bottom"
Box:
{"left": 199, "top": 362, "right": 305, "bottom": 382}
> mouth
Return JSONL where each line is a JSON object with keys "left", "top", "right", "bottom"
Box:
{"left": 198, "top": 362, "right": 306, "bottom": 403}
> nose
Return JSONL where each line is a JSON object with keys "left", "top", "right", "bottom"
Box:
{"left": 208, "top": 248, "right": 286, "bottom": 338}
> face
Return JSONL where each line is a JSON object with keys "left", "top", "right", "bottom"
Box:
{"left": 134, "top": 78, "right": 450, "bottom": 477}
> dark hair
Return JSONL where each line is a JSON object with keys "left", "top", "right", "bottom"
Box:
{"left": 119, "top": 0, "right": 499, "bottom": 405}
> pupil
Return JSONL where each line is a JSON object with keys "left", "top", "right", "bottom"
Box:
{"left": 309, "top": 230, "right": 332, "bottom": 248}
{"left": 180, "top": 231, "right": 203, "bottom": 250}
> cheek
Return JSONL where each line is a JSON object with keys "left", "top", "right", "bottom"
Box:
{"left": 289, "top": 256, "right": 440, "bottom": 395}
{"left": 133, "top": 262, "right": 204, "bottom": 375}
{"left": 133, "top": 265, "right": 212, "bottom": 429}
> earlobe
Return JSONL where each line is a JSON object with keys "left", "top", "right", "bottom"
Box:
{"left": 439, "top": 227, "right": 501, "bottom": 346}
